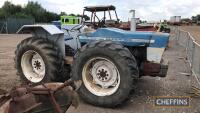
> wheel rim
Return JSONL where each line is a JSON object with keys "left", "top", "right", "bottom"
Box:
{"left": 82, "top": 57, "right": 120, "bottom": 96}
{"left": 21, "top": 50, "right": 45, "bottom": 83}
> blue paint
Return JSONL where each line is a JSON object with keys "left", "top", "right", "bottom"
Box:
{"left": 79, "top": 28, "right": 169, "bottom": 48}
{"left": 150, "top": 33, "right": 169, "bottom": 47}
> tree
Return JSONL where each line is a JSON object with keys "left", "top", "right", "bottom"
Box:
{"left": 0, "top": 8, "right": 6, "bottom": 19}
{"left": 14, "top": 12, "right": 32, "bottom": 18}
{"left": 0, "top": 1, "right": 87, "bottom": 23}
{"left": 191, "top": 14, "right": 200, "bottom": 23}
{"left": 69, "top": 13, "right": 75, "bottom": 16}
{"left": 181, "top": 18, "right": 191, "bottom": 22}
{"left": 197, "top": 15, "right": 200, "bottom": 21}
{"left": 83, "top": 15, "right": 90, "bottom": 21}
{"left": 24, "top": 1, "right": 46, "bottom": 22}
{"left": 1, "top": 1, "right": 23, "bottom": 18}
{"left": 192, "top": 16, "right": 197, "bottom": 22}
{"left": 60, "top": 12, "right": 67, "bottom": 16}
{"left": 77, "top": 14, "right": 90, "bottom": 21}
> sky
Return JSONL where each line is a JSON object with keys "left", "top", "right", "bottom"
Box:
{"left": 0, "top": 0, "right": 200, "bottom": 22}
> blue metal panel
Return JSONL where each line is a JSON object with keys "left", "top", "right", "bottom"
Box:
{"left": 149, "top": 33, "right": 169, "bottom": 47}
{"left": 90, "top": 28, "right": 153, "bottom": 39}
{"left": 79, "top": 28, "right": 169, "bottom": 48}
{"left": 79, "top": 36, "right": 149, "bottom": 46}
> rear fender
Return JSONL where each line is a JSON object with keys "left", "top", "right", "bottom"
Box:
{"left": 17, "top": 25, "right": 65, "bottom": 58}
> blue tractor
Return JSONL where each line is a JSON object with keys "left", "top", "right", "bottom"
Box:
{"left": 15, "top": 7, "right": 169, "bottom": 108}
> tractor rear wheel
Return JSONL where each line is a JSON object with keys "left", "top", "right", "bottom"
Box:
{"left": 72, "top": 40, "right": 139, "bottom": 107}
{"left": 15, "top": 37, "right": 63, "bottom": 83}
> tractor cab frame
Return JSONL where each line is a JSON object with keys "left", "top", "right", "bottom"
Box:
{"left": 82, "top": 5, "right": 120, "bottom": 28}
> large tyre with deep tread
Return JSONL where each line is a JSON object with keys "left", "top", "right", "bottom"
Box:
{"left": 72, "top": 40, "right": 139, "bottom": 107}
{"left": 15, "top": 37, "right": 64, "bottom": 83}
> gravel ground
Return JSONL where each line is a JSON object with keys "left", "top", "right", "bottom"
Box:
{"left": 180, "top": 25, "right": 200, "bottom": 43}
{"left": 0, "top": 32, "right": 199, "bottom": 113}
{"left": 0, "top": 34, "right": 29, "bottom": 90}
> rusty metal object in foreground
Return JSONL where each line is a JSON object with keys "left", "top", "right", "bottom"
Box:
{"left": 0, "top": 79, "right": 81, "bottom": 113}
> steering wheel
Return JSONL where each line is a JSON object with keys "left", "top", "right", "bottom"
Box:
{"left": 62, "top": 22, "right": 85, "bottom": 35}
{"left": 70, "top": 22, "right": 85, "bottom": 32}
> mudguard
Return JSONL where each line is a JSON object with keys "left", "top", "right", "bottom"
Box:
{"left": 17, "top": 25, "right": 64, "bottom": 35}
{"left": 17, "top": 25, "right": 65, "bottom": 58}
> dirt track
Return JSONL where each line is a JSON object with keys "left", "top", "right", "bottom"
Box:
{"left": 0, "top": 33, "right": 200, "bottom": 113}
{"left": 0, "top": 34, "right": 28, "bottom": 90}
{"left": 180, "top": 26, "right": 200, "bottom": 43}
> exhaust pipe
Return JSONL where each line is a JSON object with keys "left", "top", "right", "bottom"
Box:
{"left": 129, "top": 10, "right": 136, "bottom": 32}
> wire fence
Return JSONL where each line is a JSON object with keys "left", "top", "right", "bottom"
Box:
{"left": 0, "top": 18, "right": 35, "bottom": 33}
{"left": 171, "top": 26, "right": 200, "bottom": 85}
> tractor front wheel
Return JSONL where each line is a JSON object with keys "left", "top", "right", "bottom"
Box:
{"left": 72, "top": 40, "right": 139, "bottom": 107}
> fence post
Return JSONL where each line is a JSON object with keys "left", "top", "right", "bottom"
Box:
{"left": 193, "top": 42, "right": 200, "bottom": 86}
{"left": 199, "top": 44, "right": 200, "bottom": 77}
{"left": 191, "top": 41, "right": 195, "bottom": 71}
{"left": 177, "top": 29, "right": 180, "bottom": 44}
{"left": 186, "top": 32, "right": 190, "bottom": 55}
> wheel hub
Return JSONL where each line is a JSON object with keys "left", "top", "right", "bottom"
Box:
{"left": 91, "top": 61, "right": 118, "bottom": 88}
{"left": 33, "top": 60, "right": 41, "bottom": 70}
{"left": 21, "top": 50, "right": 45, "bottom": 83}
{"left": 31, "top": 53, "right": 45, "bottom": 77}
{"left": 97, "top": 68, "right": 110, "bottom": 82}
{"left": 82, "top": 57, "right": 120, "bottom": 96}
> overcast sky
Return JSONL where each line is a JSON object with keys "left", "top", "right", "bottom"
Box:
{"left": 0, "top": 0, "right": 200, "bottom": 21}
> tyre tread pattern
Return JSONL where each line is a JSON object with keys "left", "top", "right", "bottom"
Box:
{"left": 72, "top": 40, "right": 139, "bottom": 107}
{"left": 15, "top": 37, "right": 63, "bottom": 83}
